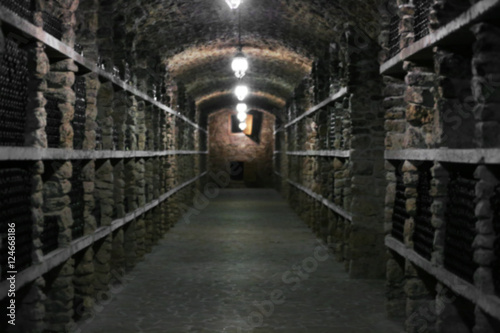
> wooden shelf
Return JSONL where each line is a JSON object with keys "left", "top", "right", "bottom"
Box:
{"left": 0, "top": 6, "right": 206, "bottom": 133}
{"left": 385, "top": 148, "right": 500, "bottom": 164}
{"left": 0, "top": 171, "right": 207, "bottom": 298}
{"left": 273, "top": 87, "right": 349, "bottom": 135}
{"left": 385, "top": 236, "right": 500, "bottom": 319}
{"left": 0, "top": 147, "right": 208, "bottom": 161}
{"left": 275, "top": 172, "right": 352, "bottom": 221}
{"left": 287, "top": 150, "right": 350, "bottom": 158}
{"left": 380, "top": 0, "right": 500, "bottom": 76}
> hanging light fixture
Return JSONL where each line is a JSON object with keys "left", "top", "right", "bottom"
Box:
{"left": 230, "top": 3, "right": 248, "bottom": 79}
{"left": 231, "top": 51, "right": 248, "bottom": 79}
{"left": 226, "top": 0, "right": 241, "bottom": 9}
{"left": 236, "top": 103, "right": 248, "bottom": 113}
{"left": 239, "top": 121, "right": 247, "bottom": 131}
{"left": 237, "top": 111, "right": 247, "bottom": 122}
{"left": 235, "top": 85, "right": 249, "bottom": 101}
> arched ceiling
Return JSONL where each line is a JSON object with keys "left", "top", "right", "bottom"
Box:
{"left": 114, "top": 0, "right": 384, "bottom": 117}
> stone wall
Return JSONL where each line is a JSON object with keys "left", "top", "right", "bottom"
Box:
{"left": 209, "top": 109, "right": 274, "bottom": 188}
{"left": 381, "top": 1, "right": 500, "bottom": 331}
{"left": 275, "top": 23, "right": 386, "bottom": 279}
{"left": 0, "top": 2, "right": 207, "bottom": 332}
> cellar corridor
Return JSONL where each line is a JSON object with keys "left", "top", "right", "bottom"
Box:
{"left": 78, "top": 189, "right": 402, "bottom": 333}
{"left": 2, "top": 0, "right": 500, "bottom": 332}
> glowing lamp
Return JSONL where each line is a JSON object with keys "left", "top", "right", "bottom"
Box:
{"left": 235, "top": 85, "right": 249, "bottom": 101}
{"left": 225, "top": 0, "right": 241, "bottom": 9}
{"left": 237, "top": 111, "right": 247, "bottom": 122}
{"left": 231, "top": 52, "right": 248, "bottom": 79}
{"left": 239, "top": 121, "right": 247, "bottom": 131}
{"left": 236, "top": 103, "right": 248, "bottom": 113}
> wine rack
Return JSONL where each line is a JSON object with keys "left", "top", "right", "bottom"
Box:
{"left": 0, "top": 165, "right": 32, "bottom": 280}
{"left": 413, "top": 166, "right": 434, "bottom": 259}
{"left": 491, "top": 184, "right": 500, "bottom": 296}
{"left": 0, "top": 38, "right": 29, "bottom": 147}
{"left": 391, "top": 164, "right": 408, "bottom": 242}
{"left": 41, "top": 216, "right": 59, "bottom": 254}
{"left": 388, "top": 15, "right": 401, "bottom": 58}
{"left": 443, "top": 170, "right": 478, "bottom": 283}
{"left": 95, "top": 125, "right": 102, "bottom": 150}
{"left": 414, "top": 0, "right": 432, "bottom": 41}
{"left": 73, "top": 76, "right": 86, "bottom": 150}
{"left": 69, "top": 160, "right": 85, "bottom": 239}
{"left": 42, "top": 11, "right": 63, "bottom": 40}
{"left": 112, "top": 125, "right": 119, "bottom": 150}
{"left": 0, "top": 0, "right": 33, "bottom": 22}
{"left": 45, "top": 96, "right": 62, "bottom": 148}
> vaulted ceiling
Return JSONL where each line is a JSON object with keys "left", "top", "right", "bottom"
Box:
{"left": 112, "top": 0, "right": 385, "bottom": 118}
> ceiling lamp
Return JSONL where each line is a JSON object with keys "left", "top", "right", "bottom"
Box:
{"left": 235, "top": 85, "right": 249, "bottom": 101}
{"left": 237, "top": 111, "right": 247, "bottom": 122}
{"left": 236, "top": 103, "right": 248, "bottom": 113}
{"left": 231, "top": 51, "right": 248, "bottom": 79}
{"left": 239, "top": 121, "right": 247, "bottom": 131}
{"left": 225, "top": 0, "right": 241, "bottom": 9}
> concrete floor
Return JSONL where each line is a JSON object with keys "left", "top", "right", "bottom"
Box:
{"left": 78, "top": 189, "right": 403, "bottom": 333}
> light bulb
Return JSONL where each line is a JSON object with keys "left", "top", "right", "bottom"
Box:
{"left": 237, "top": 111, "right": 247, "bottom": 122}
{"left": 239, "top": 122, "right": 247, "bottom": 131}
{"left": 235, "top": 85, "right": 249, "bottom": 101}
{"left": 225, "top": 0, "right": 241, "bottom": 9}
{"left": 231, "top": 53, "right": 248, "bottom": 79}
{"left": 236, "top": 103, "right": 248, "bottom": 113}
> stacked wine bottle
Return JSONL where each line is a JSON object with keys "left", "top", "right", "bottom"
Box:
{"left": 0, "top": 0, "right": 34, "bottom": 22}
{"left": 42, "top": 11, "right": 63, "bottom": 40}
{"left": 0, "top": 166, "right": 33, "bottom": 280}
{"left": 444, "top": 171, "right": 479, "bottom": 283}
{"left": 69, "top": 160, "right": 85, "bottom": 239}
{"left": 73, "top": 76, "right": 87, "bottom": 150}
{"left": 45, "top": 96, "right": 62, "bottom": 148}
{"left": 414, "top": 167, "right": 434, "bottom": 260}
{"left": 0, "top": 38, "right": 29, "bottom": 147}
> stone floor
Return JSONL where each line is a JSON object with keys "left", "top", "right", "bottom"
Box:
{"left": 78, "top": 189, "right": 404, "bottom": 333}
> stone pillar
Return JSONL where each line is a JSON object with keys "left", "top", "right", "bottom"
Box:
{"left": 44, "top": 259, "right": 75, "bottom": 332}
{"left": 73, "top": 248, "right": 94, "bottom": 323}
{"left": 125, "top": 95, "right": 138, "bottom": 151}
{"left": 82, "top": 160, "right": 96, "bottom": 234}
{"left": 473, "top": 166, "right": 496, "bottom": 295}
{"left": 470, "top": 23, "right": 500, "bottom": 148}
{"left": 94, "top": 160, "right": 114, "bottom": 227}
{"left": 83, "top": 73, "right": 99, "bottom": 150}
{"left": 402, "top": 61, "right": 436, "bottom": 148}
{"left": 434, "top": 48, "right": 474, "bottom": 148}
{"left": 111, "top": 229, "right": 125, "bottom": 284}
{"left": 43, "top": 161, "right": 73, "bottom": 248}
{"left": 25, "top": 42, "right": 49, "bottom": 148}
{"left": 96, "top": 82, "right": 114, "bottom": 150}
{"left": 135, "top": 158, "right": 146, "bottom": 259}
{"left": 113, "top": 91, "right": 129, "bottom": 151}
{"left": 430, "top": 162, "right": 449, "bottom": 266}
{"left": 404, "top": 262, "right": 436, "bottom": 333}
{"left": 136, "top": 100, "right": 146, "bottom": 150}
{"left": 74, "top": 0, "right": 99, "bottom": 60}
{"left": 93, "top": 235, "right": 112, "bottom": 301}
{"left": 46, "top": 59, "right": 77, "bottom": 149}
{"left": 13, "top": 161, "right": 46, "bottom": 333}
{"left": 386, "top": 251, "right": 406, "bottom": 319}
{"left": 383, "top": 76, "right": 406, "bottom": 150}
{"left": 402, "top": 160, "right": 418, "bottom": 248}
{"left": 113, "top": 160, "right": 125, "bottom": 219}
